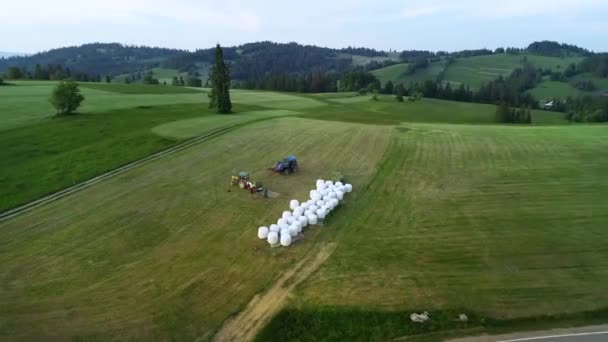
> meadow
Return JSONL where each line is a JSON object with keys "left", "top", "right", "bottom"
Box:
{"left": 1, "top": 81, "right": 606, "bottom": 341}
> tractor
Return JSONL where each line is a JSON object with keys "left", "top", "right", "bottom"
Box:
{"left": 231, "top": 171, "right": 264, "bottom": 193}
{"left": 271, "top": 155, "right": 298, "bottom": 174}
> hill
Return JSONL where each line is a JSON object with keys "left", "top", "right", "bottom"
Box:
{"left": 0, "top": 52, "right": 26, "bottom": 58}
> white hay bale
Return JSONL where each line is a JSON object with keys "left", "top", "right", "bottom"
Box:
{"left": 317, "top": 183, "right": 327, "bottom": 191}
{"left": 331, "top": 198, "right": 339, "bottom": 207}
{"left": 293, "top": 208, "right": 304, "bottom": 217}
{"left": 304, "top": 209, "right": 313, "bottom": 217}
{"left": 280, "top": 233, "right": 292, "bottom": 247}
{"left": 312, "top": 193, "right": 322, "bottom": 202}
{"left": 316, "top": 200, "right": 325, "bottom": 207}
{"left": 316, "top": 209, "right": 327, "bottom": 220}
{"left": 316, "top": 179, "right": 325, "bottom": 188}
{"left": 322, "top": 195, "right": 331, "bottom": 202}
{"left": 307, "top": 213, "right": 318, "bottom": 225}
{"left": 338, "top": 185, "right": 346, "bottom": 193}
{"left": 289, "top": 200, "right": 300, "bottom": 210}
{"left": 267, "top": 231, "right": 279, "bottom": 245}
{"left": 280, "top": 221, "right": 290, "bottom": 230}
{"left": 269, "top": 224, "right": 280, "bottom": 233}
{"left": 280, "top": 228, "right": 290, "bottom": 237}
{"left": 310, "top": 190, "right": 319, "bottom": 198}
{"left": 278, "top": 218, "right": 286, "bottom": 226}
{"left": 298, "top": 215, "right": 308, "bottom": 227}
{"left": 336, "top": 190, "right": 344, "bottom": 201}
{"left": 322, "top": 204, "right": 330, "bottom": 212}
{"left": 258, "top": 226, "right": 269, "bottom": 239}
{"left": 320, "top": 189, "right": 330, "bottom": 196}
{"left": 309, "top": 205, "right": 318, "bottom": 212}
{"left": 287, "top": 217, "right": 295, "bottom": 225}
{"left": 293, "top": 221, "right": 302, "bottom": 233}
{"left": 325, "top": 180, "right": 333, "bottom": 186}
{"left": 300, "top": 202, "right": 309, "bottom": 210}
{"left": 328, "top": 192, "right": 337, "bottom": 199}
{"left": 288, "top": 225, "right": 299, "bottom": 237}
{"left": 335, "top": 181, "right": 344, "bottom": 187}
{"left": 345, "top": 184, "right": 353, "bottom": 193}
{"left": 282, "top": 211, "right": 292, "bottom": 219}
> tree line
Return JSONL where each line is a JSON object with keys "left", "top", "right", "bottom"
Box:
{"left": 3, "top": 64, "right": 99, "bottom": 82}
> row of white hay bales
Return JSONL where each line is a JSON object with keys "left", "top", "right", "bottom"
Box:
{"left": 258, "top": 180, "right": 353, "bottom": 246}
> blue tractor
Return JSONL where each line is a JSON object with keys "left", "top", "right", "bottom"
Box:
{"left": 271, "top": 155, "right": 298, "bottom": 174}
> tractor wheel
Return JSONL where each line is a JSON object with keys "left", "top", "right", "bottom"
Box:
{"left": 239, "top": 182, "right": 246, "bottom": 189}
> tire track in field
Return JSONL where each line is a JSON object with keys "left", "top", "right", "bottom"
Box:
{"left": 0, "top": 116, "right": 284, "bottom": 222}
{"left": 212, "top": 243, "right": 336, "bottom": 342}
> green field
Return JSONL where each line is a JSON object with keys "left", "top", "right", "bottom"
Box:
{"left": 528, "top": 81, "right": 582, "bottom": 100}
{"left": 370, "top": 63, "right": 409, "bottom": 83}
{"left": 1, "top": 81, "right": 607, "bottom": 341}
{"left": 262, "top": 123, "right": 608, "bottom": 340}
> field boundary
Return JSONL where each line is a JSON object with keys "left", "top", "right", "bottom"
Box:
{"left": 0, "top": 116, "right": 283, "bottom": 222}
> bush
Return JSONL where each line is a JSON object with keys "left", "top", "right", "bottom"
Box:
{"left": 49, "top": 80, "right": 85, "bottom": 115}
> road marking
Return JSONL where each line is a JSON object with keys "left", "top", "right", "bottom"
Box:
{"left": 498, "top": 330, "right": 608, "bottom": 342}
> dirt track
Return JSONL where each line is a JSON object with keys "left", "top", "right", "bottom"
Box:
{"left": 213, "top": 243, "right": 336, "bottom": 342}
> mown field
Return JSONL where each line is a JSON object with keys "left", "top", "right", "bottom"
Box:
{"left": 1, "top": 81, "right": 606, "bottom": 341}
{"left": 370, "top": 54, "right": 583, "bottom": 92}
{"left": 261, "top": 123, "right": 608, "bottom": 341}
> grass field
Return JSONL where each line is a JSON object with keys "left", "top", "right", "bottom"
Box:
{"left": 371, "top": 63, "right": 409, "bottom": 83}
{"left": 262, "top": 123, "right": 608, "bottom": 340}
{"left": 528, "top": 81, "right": 582, "bottom": 100}
{"left": 2, "top": 81, "right": 606, "bottom": 341}
{"left": 0, "top": 118, "right": 391, "bottom": 340}
{"left": 442, "top": 54, "right": 582, "bottom": 89}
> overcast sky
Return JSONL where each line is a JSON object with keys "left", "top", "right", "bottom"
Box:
{"left": 1, "top": 0, "right": 607, "bottom": 53}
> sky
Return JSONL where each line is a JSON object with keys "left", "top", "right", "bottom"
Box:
{"left": 1, "top": 0, "right": 607, "bottom": 53}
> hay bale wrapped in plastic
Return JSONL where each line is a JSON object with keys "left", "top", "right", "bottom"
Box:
{"left": 280, "top": 228, "right": 290, "bottom": 237}
{"left": 345, "top": 184, "right": 353, "bottom": 193}
{"left": 307, "top": 213, "right": 318, "bottom": 225}
{"left": 310, "top": 190, "right": 319, "bottom": 199}
{"left": 293, "top": 208, "right": 304, "bottom": 218}
{"left": 320, "top": 188, "right": 330, "bottom": 196}
{"left": 322, "top": 195, "right": 331, "bottom": 202}
{"left": 304, "top": 209, "right": 313, "bottom": 217}
{"left": 267, "top": 231, "right": 279, "bottom": 245}
{"left": 282, "top": 211, "right": 292, "bottom": 219}
{"left": 336, "top": 190, "right": 344, "bottom": 201}
{"left": 322, "top": 204, "right": 330, "bottom": 212}
{"left": 258, "top": 226, "right": 269, "bottom": 239}
{"left": 298, "top": 215, "right": 308, "bottom": 227}
{"left": 300, "top": 202, "right": 309, "bottom": 210}
{"left": 316, "top": 200, "right": 325, "bottom": 207}
{"left": 288, "top": 225, "right": 299, "bottom": 237}
{"left": 309, "top": 204, "right": 318, "bottom": 213}
{"left": 290, "top": 200, "right": 300, "bottom": 210}
{"left": 325, "top": 180, "right": 333, "bottom": 187}
{"left": 335, "top": 181, "right": 344, "bottom": 187}
{"left": 328, "top": 192, "right": 337, "bottom": 199}
{"left": 278, "top": 218, "right": 286, "bottom": 226}
{"left": 316, "top": 208, "right": 327, "bottom": 220}
{"left": 287, "top": 217, "right": 295, "bottom": 225}
{"left": 280, "top": 233, "right": 292, "bottom": 247}
{"left": 316, "top": 179, "right": 325, "bottom": 188}
{"left": 279, "top": 221, "right": 289, "bottom": 230}
{"left": 338, "top": 185, "right": 346, "bottom": 193}
{"left": 293, "top": 221, "right": 302, "bottom": 233}
{"left": 269, "top": 224, "right": 280, "bottom": 233}
{"left": 330, "top": 198, "right": 339, "bottom": 208}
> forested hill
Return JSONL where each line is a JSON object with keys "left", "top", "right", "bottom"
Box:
{"left": 0, "top": 41, "right": 391, "bottom": 78}
{"left": 0, "top": 43, "right": 187, "bottom": 75}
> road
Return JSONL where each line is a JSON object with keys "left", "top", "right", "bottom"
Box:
{"left": 446, "top": 325, "right": 608, "bottom": 342}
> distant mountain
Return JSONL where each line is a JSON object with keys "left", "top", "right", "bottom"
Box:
{"left": 0, "top": 51, "right": 26, "bottom": 58}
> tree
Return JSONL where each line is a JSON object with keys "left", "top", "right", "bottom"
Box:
{"left": 105, "top": 75, "right": 111, "bottom": 83}
{"left": 186, "top": 76, "right": 202, "bottom": 87}
{"left": 395, "top": 83, "right": 405, "bottom": 102}
{"left": 171, "top": 76, "right": 179, "bottom": 86}
{"left": 143, "top": 72, "right": 159, "bottom": 85}
{"left": 0, "top": 76, "right": 4, "bottom": 85}
{"left": 208, "top": 44, "right": 232, "bottom": 113}
{"left": 6, "top": 66, "right": 24, "bottom": 79}
{"left": 179, "top": 76, "right": 185, "bottom": 86}
{"left": 383, "top": 80, "right": 394, "bottom": 95}
{"left": 49, "top": 80, "right": 85, "bottom": 115}
{"left": 495, "top": 102, "right": 511, "bottom": 123}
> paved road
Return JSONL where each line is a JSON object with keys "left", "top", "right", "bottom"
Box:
{"left": 447, "top": 324, "right": 608, "bottom": 342}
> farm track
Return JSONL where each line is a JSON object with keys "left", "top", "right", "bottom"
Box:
{"left": 212, "top": 243, "right": 336, "bottom": 342}
{"left": 0, "top": 116, "right": 282, "bottom": 222}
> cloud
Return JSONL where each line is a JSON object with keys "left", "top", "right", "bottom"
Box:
{"left": 400, "top": 5, "right": 441, "bottom": 18}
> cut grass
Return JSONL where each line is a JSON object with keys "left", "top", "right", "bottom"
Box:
{"left": 275, "top": 123, "right": 608, "bottom": 339}
{"left": 298, "top": 96, "right": 566, "bottom": 125}
{"left": 528, "top": 81, "right": 582, "bottom": 100}
{"left": 371, "top": 63, "right": 409, "bottom": 84}
{"left": 79, "top": 82, "right": 202, "bottom": 94}
{"left": 0, "top": 103, "right": 267, "bottom": 212}
{"left": 0, "top": 118, "right": 391, "bottom": 341}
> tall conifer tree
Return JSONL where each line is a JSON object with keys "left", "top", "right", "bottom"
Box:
{"left": 208, "top": 44, "right": 232, "bottom": 113}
